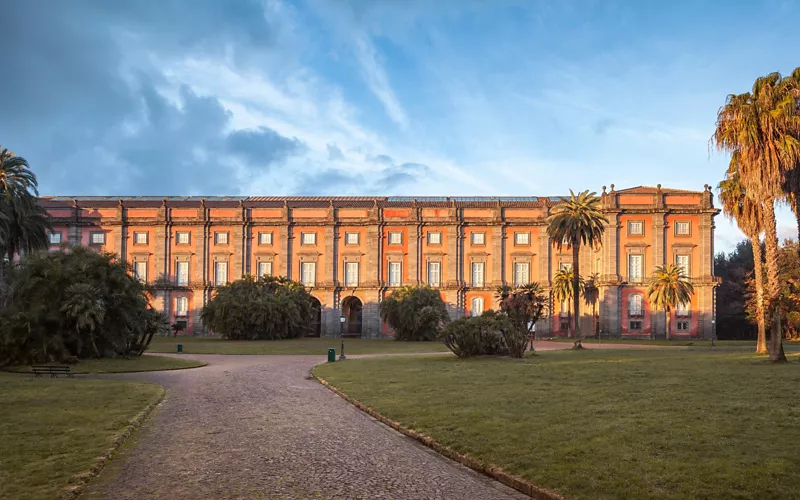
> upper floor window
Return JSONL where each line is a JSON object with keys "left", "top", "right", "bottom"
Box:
{"left": 90, "top": 232, "right": 105, "bottom": 245}
{"left": 628, "top": 221, "right": 644, "bottom": 236}
{"left": 258, "top": 232, "right": 273, "bottom": 245}
{"left": 175, "top": 261, "right": 189, "bottom": 287}
{"left": 388, "top": 262, "right": 402, "bottom": 287}
{"left": 301, "top": 232, "right": 316, "bottom": 245}
{"left": 388, "top": 231, "right": 402, "bottom": 245}
{"left": 257, "top": 261, "right": 273, "bottom": 278}
{"left": 514, "top": 232, "right": 530, "bottom": 246}
{"left": 629, "top": 294, "right": 644, "bottom": 317}
{"left": 471, "top": 297, "right": 484, "bottom": 317}
{"left": 176, "top": 231, "right": 190, "bottom": 245}
{"left": 345, "top": 232, "right": 359, "bottom": 245}
{"left": 427, "top": 231, "right": 442, "bottom": 245}
{"left": 675, "top": 221, "right": 691, "bottom": 236}
{"left": 628, "top": 254, "right": 643, "bottom": 282}
{"left": 301, "top": 262, "right": 316, "bottom": 287}
{"left": 676, "top": 301, "right": 691, "bottom": 317}
{"left": 427, "top": 261, "right": 441, "bottom": 287}
{"left": 559, "top": 262, "right": 571, "bottom": 271}
{"left": 471, "top": 262, "right": 485, "bottom": 287}
{"left": 345, "top": 262, "right": 359, "bottom": 287}
{"left": 175, "top": 296, "right": 189, "bottom": 316}
{"left": 513, "top": 262, "right": 530, "bottom": 287}
{"left": 49, "top": 232, "right": 62, "bottom": 245}
{"left": 471, "top": 232, "right": 486, "bottom": 245}
{"left": 676, "top": 254, "right": 690, "bottom": 277}
{"left": 214, "top": 261, "right": 228, "bottom": 286}
{"left": 134, "top": 261, "right": 147, "bottom": 282}
{"left": 133, "top": 232, "right": 148, "bottom": 245}
{"left": 214, "top": 232, "right": 229, "bottom": 245}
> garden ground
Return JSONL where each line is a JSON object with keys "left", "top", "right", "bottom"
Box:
{"left": 147, "top": 336, "right": 452, "bottom": 355}
{"left": 0, "top": 373, "right": 163, "bottom": 500}
{"left": 314, "top": 348, "right": 800, "bottom": 499}
{"left": 4, "top": 354, "right": 206, "bottom": 374}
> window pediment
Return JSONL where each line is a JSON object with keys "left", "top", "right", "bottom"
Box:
{"left": 625, "top": 241, "right": 650, "bottom": 248}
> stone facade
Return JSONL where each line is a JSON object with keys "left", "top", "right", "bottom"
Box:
{"left": 40, "top": 185, "right": 720, "bottom": 339}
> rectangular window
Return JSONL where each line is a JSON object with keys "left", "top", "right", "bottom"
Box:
{"left": 628, "top": 221, "right": 644, "bottom": 235}
{"left": 427, "top": 231, "right": 442, "bottom": 245}
{"left": 388, "top": 262, "right": 402, "bottom": 286}
{"left": 676, "top": 301, "right": 691, "bottom": 317}
{"left": 214, "top": 262, "right": 228, "bottom": 286}
{"left": 427, "top": 262, "right": 441, "bottom": 287}
{"left": 471, "top": 297, "right": 485, "bottom": 317}
{"left": 90, "top": 232, "right": 105, "bottom": 245}
{"left": 514, "top": 232, "right": 530, "bottom": 245}
{"left": 176, "top": 231, "right": 190, "bottom": 245}
{"left": 560, "top": 319, "right": 570, "bottom": 331}
{"left": 345, "top": 232, "right": 359, "bottom": 245}
{"left": 301, "top": 262, "right": 316, "bottom": 286}
{"left": 560, "top": 300, "right": 570, "bottom": 317}
{"left": 388, "top": 231, "right": 402, "bottom": 245}
{"left": 258, "top": 232, "right": 273, "bottom": 245}
{"left": 471, "top": 262, "right": 485, "bottom": 287}
{"left": 133, "top": 232, "right": 148, "bottom": 245}
{"left": 176, "top": 261, "right": 189, "bottom": 286}
{"left": 214, "top": 232, "right": 228, "bottom": 245}
{"left": 345, "top": 262, "right": 359, "bottom": 287}
{"left": 676, "top": 320, "right": 690, "bottom": 331}
{"left": 301, "top": 232, "right": 316, "bottom": 245}
{"left": 49, "top": 232, "right": 62, "bottom": 245}
{"left": 676, "top": 254, "right": 690, "bottom": 277}
{"left": 628, "top": 254, "right": 643, "bottom": 282}
{"left": 134, "top": 261, "right": 147, "bottom": 282}
{"left": 629, "top": 294, "right": 644, "bottom": 316}
{"left": 175, "top": 296, "right": 189, "bottom": 316}
{"left": 559, "top": 262, "right": 571, "bottom": 271}
{"left": 257, "top": 261, "right": 273, "bottom": 278}
{"left": 471, "top": 232, "right": 485, "bottom": 245}
{"left": 629, "top": 320, "right": 643, "bottom": 331}
{"left": 675, "top": 221, "right": 691, "bottom": 236}
{"left": 513, "top": 262, "right": 530, "bottom": 287}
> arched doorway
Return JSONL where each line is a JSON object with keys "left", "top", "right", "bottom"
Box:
{"left": 341, "top": 296, "right": 363, "bottom": 337}
{"left": 307, "top": 297, "right": 322, "bottom": 337}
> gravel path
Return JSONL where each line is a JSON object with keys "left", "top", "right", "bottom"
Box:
{"left": 83, "top": 354, "right": 528, "bottom": 500}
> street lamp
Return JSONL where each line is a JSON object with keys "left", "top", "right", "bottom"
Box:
{"left": 528, "top": 320, "right": 536, "bottom": 352}
{"left": 711, "top": 319, "right": 716, "bottom": 348}
{"left": 339, "top": 315, "right": 346, "bottom": 360}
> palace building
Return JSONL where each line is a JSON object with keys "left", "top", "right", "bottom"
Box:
{"left": 40, "top": 184, "right": 720, "bottom": 339}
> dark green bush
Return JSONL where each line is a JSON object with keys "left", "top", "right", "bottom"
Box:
{"left": 441, "top": 312, "right": 510, "bottom": 357}
{"left": 201, "top": 275, "right": 314, "bottom": 340}
{"left": 380, "top": 285, "right": 450, "bottom": 341}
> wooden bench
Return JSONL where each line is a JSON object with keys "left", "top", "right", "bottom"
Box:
{"left": 32, "top": 365, "right": 74, "bottom": 378}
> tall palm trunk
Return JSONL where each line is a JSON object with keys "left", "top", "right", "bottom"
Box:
{"left": 750, "top": 235, "right": 768, "bottom": 354}
{"left": 572, "top": 242, "right": 582, "bottom": 348}
{"left": 665, "top": 308, "right": 671, "bottom": 341}
{"left": 761, "top": 200, "right": 787, "bottom": 362}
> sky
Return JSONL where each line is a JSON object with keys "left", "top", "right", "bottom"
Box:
{"left": 2, "top": 0, "right": 799, "bottom": 253}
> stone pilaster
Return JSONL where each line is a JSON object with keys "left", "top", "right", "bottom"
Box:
{"left": 280, "top": 224, "right": 290, "bottom": 279}
{"left": 446, "top": 225, "right": 458, "bottom": 287}
{"left": 407, "top": 224, "right": 420, "bottom": 284}
{"left": 538, "top": 230, "right": 550, "bottom": 286}
{"left": 492, "top": 226, "right": 504, "bottom": 285}
{"left": 366, "top": 224, "right": 380, "bottom": 288}
{"left": 325, "top": 225, "right": 336, "bottom": 287}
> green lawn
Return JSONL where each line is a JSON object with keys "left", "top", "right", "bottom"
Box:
{"left": 147, "top": 337, "right": 451, "bottom": 355}
{"left": 314, "top": 349, "right": 800, "bottom": 500}
{"left": 0, "top": 373, "right": 163, "bottom": 500}
{"left": 5, "top": 354, "right": 206, "bottom": 374}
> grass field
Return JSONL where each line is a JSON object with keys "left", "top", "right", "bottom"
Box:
{"left": 147, "top": 336, "right": 451, "bottom": 355}
{"left": 314, "top": 349, "right": 800, "bottom": 500}
{"left": 0, "top": 373, "right": 163, "bottom": 500}
{"left": 5, "top": 354, "right": 206, "bottom": 374}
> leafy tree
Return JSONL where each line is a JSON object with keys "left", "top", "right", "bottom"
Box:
{"left": 380, "top": 285, "right": 450, "bottom": 341}
{"left": 441, "top": 312, "right": 509, "bottom": 358}
{"left": 201, "top": 274, "right": 314, "bottom": 340}
{"left": 495, "top": 282, "right": 549, "bottom": 357}
{"left": 713, "top": 69, "right": 800, "bottom": 362}
{"left": 551, "top": 267, "right": 584, "bottom": 338}
{"left": 546, "top": 189, "right": 607, "bottom": 349}
{"left": 0, "top": 246, "right": 162, "bottom": 365}
{"left": 715, "top": 241, "right": 757, "bottom": 340}
{"left": 171, "top": 321, "right": 186, "bottom": 337}
{"left": 584, "top": 272, "right": 600, "bottom": 337}
{"left": 645, "top": 264, "right": 694, "bottom": 341}
{"left": 745, "top": 239, "right": 800, "bottom": 341}
{"left": 718, "top": 171, "right": 768, "bottom": 353}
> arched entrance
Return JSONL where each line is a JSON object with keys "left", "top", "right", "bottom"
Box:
{"left": 341, "top": 296, "right": 363, "bottom": 337}
{"left": 307, "top": 297, "right": 322, "bottom": 337}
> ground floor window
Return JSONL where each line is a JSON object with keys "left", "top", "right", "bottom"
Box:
{"left": 559, "top": 318, "right": 570, "bottom": 331}
{"left": 629, "top": 320, "right": 643, "bottom": 332}
{"left": 676, "top": 320, "right": 690, "bottom": 331}
{"left": 471, "top": 296, "right": 484, "bottom": 316}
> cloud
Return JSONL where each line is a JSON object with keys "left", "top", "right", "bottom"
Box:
{"left": 326, "top": 143, "right": 345, "bottom": 161}
{"left": 354, "top": 35, "right": 409, "bottom": 128}
{"left": 226, "top": 127, "right": 305, "bottom": 166}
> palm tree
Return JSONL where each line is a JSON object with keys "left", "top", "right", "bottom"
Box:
{"left": 61, "top": 283, "right": 106, "bottom": 358}
{"left": 547, "top": 190, "right": 607, "bottom": 348}
{"left": 718, "top": 169, "right": 768, "bottom": 354}
{"left": 552, "top": 267, "right": 584, "bottom": 338}
{"left": 713, "top": 71, "right": 800, "bottom": 362}
{"left": 584, "top": 272, "right": 600, "bottom": 338}
{"left": 0, "top": 148, "right": 38, "bottom": 196}
{"left": 645, "top": 264, "right": 694, "bottom": 341}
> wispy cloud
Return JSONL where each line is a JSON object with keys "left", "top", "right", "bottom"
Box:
{"left": 354, "top": 35, "right": 409, "bottom": 128}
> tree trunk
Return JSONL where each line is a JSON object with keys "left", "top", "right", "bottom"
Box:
{"left": 138, "top": 331, "right": 157, "bottom": 357}
{"left": 567, "top": 309, "right": 572, "bottom": 338}
{"left": 750, "top": 235, "right": 768, "bottom": 355}
{"left": 90, "top": 332, "right": 101, "bottom": 358}
{"left": 572, "top": 243, "right": 582, "bottom": 348}
{"left": 794, "top": 202, "right": 800, "bottom": 257}
{"left": 761, "top": 200, "right": 787, "bottom": 362}
{"left": 665, "top": 308, "right": 671, "bottom": 341}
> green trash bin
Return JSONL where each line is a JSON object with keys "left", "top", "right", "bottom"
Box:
{"left": 327, "top": 348, "right": 336, "bottom": 363}
{"left": 177, "top": 344, "right": 183, "bottom": 353}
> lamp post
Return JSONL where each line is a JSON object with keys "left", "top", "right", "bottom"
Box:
{"left": 711, "top": 320, "right": 716, "bottom": 348}
{"left": 339, "top": 315, "right": 346, "bottom": 360}
{"left": 528, "top": 320, "right": 536, "bottom": 352}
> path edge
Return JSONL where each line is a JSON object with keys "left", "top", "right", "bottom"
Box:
{"left": 60, "top": 384, "right": 167, "bottom": 500}
{"left": 313, "top": 373, "right": 566, "bottom": 500}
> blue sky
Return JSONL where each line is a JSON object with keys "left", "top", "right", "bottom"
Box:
{"left": 2, "top": 0, "right": 799, "bottom": 252}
